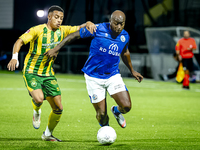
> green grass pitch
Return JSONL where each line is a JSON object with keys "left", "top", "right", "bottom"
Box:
{"left": 0, "top": 71, "right": 199, "bottom": 150}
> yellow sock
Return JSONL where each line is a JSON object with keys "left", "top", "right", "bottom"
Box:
{"left": 47, "top": 109, "right": 63, "bottom": 134}
{"left": 31, "top": 99, "right": 43, "bottom": 113}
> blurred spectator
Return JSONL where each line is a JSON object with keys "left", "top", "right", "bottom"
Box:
{"left": 0, "top": 50, "right": 8, "bottom": 70}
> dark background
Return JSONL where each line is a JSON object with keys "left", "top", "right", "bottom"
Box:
{"left": 1, "top": 0, "right": 200, "bottom": 53}
{"left": 0, "top": 0, "right": 200, "bottom": 75}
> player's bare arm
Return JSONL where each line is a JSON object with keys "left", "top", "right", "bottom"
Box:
{"left": 176, "top": 50, "right": 182, "bottom": 61}
{"left": 44, "top": 22, "right": 96, "bottom": 57}
{"left": 79, "top": 21, "right": 97, "bottom": 34}
{"left": 121, "top": 48, "right": 143, "bottom": 82}
{"left": 44, "top": 31, "right": 80, "bottom": 57}
{"left": 7, "top": 38, "right": 24, "bottom": 71}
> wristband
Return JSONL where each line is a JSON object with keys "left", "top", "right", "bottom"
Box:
{"left": 12, "top": 52, "right": 19, "bottom": 67}
{"left": 12, "top": 52, "right": 19, "bottom": 60}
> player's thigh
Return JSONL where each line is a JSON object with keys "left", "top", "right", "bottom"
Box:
{"left": 30, "top": 89, "right": 44, "bottom": 103}
{"left": 84, "top": 74, "right": 106, "bottom": 104}
{"left": 107, "top": 74, "right": 131, "bottom": 107}
{"left": 23, "top": 73, "right": 44, "bottom": 102}
{"left": 111, "top": 91, "right": 131, "bottom": 109}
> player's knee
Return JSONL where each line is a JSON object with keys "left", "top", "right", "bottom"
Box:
{"left": 121, "top": 102, "right": 132, "bottom": 113}
{"left": 123, "top": 105, "right": 131, "bottom": 113}
{"left": 34, "top": 97, "right": 43, "bottom": 104}
{"left": 58, "top": 104, "right": 63, "bottom": 111}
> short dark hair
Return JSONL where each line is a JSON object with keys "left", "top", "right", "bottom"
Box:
{"left": 48, "top": 5, "right": 64, "bottom": 14}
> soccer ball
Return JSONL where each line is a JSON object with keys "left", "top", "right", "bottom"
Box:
{"left": 97, "top": 126, "right": 117, "bottom": 145}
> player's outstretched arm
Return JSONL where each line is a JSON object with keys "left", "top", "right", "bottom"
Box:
{"left": 7, "top": 38, "right": 24, "bottom": 71}
{"left": 44, "top": 31, "right": 81, "bottom": 57}
{"left": 121, "top": 48, "right": 143, "bottom": 83}
{"left": 78, "top": 21, "right": 97, "bottom": 34}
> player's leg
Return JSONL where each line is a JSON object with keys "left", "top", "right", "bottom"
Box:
{"left": 23, "top": 74, "right": 44, "bottom": 129}
{"left": 84, "top": 73, "right": 108, "bottom": 127}
{"left": 111, "top": 91, "right": 131, "bottom": 114}
{"left": 182, "top": 58, "right": 192, "bottom": 89}
{"left": 30, "top": 89, "right": 44, "bottom": 129}
{"left": 107, "top": 74, "right": 131, "bottom": 128}
{"left": 93, "top": 99, "right": 109, "bottom": 127}
{"left": 183, "top": 69, "right": 190, "bottom": 89}
{"left": 111, "top": 91, "right": 131, "bottom": 128}
{"left": 41, "top": 76, "right": 62, "bottom": 141}
{"left": 42, "top": 95, "right": 63, "bottom": 142}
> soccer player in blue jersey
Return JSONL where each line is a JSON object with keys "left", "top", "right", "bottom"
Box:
{"left": 45, "top": 10, "right": 143, "bottom": 128}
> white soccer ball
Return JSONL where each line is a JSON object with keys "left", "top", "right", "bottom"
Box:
{"left": 97, "top": 126, "right": 117, "bottom": 145}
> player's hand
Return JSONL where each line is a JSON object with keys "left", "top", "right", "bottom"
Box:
{"left": 132, "top": 71, "right": 143, "bottom": 83}
{"left": 7, "top": 59, "right": 19, "bottom": 71}
{"left": 178, "top": 55, "right": 182, "bottom": 62}
{"left": 86, "top": 21, "right": 97, "bottom": 34}
{"left": 44, "top": 49, "right": 58, "bottom": 58}
{"left": 187, "top": 48, "right": 193, "bottom": 51}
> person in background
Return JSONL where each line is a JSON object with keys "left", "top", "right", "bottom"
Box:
{"left": 175, "top": 31, "right": 197, "bottom": 89}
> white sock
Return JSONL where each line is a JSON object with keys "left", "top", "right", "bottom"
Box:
{"left": 45, "top": 126, "right": 52, "bottom": 136}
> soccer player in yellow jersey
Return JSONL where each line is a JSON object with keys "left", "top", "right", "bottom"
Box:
{"left": 7, "top": 5, "right": 96, "bottom": 141}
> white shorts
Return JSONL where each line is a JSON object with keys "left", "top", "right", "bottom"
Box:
{"left": 84, "top": 73, "right": 128, "bottom": 103}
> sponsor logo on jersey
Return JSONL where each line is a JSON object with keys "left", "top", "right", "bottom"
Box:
{"left": 120, "top": 35, "right": 125, "bottom": 42}
{"left": 109, "top": 43, "right": 118, "bottom": 51}
{"left": 108, "top": 43, "right": 120, "bottom": 56}
{"left": 99, "top": 43, "right": 120, "bottom": 56}
{"left": 105, "top": 33, "right": 108, "bottom": 37}
{"left": 42, "top": 41, "right": 60, "bottom": 49}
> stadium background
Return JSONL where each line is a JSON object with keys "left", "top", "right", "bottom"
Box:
{"left": 0, "top": 0, "right": 200, "bottom": 79}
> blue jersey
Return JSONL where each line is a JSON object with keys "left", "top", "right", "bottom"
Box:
{"left": 79, "top": 22, "right": 130, "bottom": 79}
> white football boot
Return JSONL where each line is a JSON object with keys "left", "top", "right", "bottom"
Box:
{"left": 32, "top": 109, "right": 41, "bottom": 129}
{"left": 41, "top": 132, "right": 62, "bottom": 142}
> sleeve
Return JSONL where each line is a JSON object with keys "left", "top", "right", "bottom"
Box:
{"left": 62, "top": 26, "right": 78, "bottom": 37}
{"left": 192, "top": 38, "right": 197, "bottom": 49}
{"left": 175, "top": 40, "right": 180, "bottom": 51}
{"left": 79, "top": 26, "right": 95, "bottom": 38}
{"left": 19, "top": 27, "right": 37, "bottom": 45}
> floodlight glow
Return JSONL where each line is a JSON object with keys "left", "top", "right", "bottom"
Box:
{"left": 37, "top": 10, "right": 44, "bottom": 17}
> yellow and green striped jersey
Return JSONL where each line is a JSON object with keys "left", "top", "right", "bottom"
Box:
{"left": 20, "top": 24, "right": 78, "bottom": 76}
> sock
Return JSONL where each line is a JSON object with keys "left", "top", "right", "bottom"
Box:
{"left": 31, "top": 99, "right": 43, "bottom": 114}
{"left": 113, "top": 106, "right": 121, "bottom": 116}
{"left": 45, "top": 109, "right": 63, "bottom": 136}
{"left": 183, "top": 74, "right": 190, "bottom": 87}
